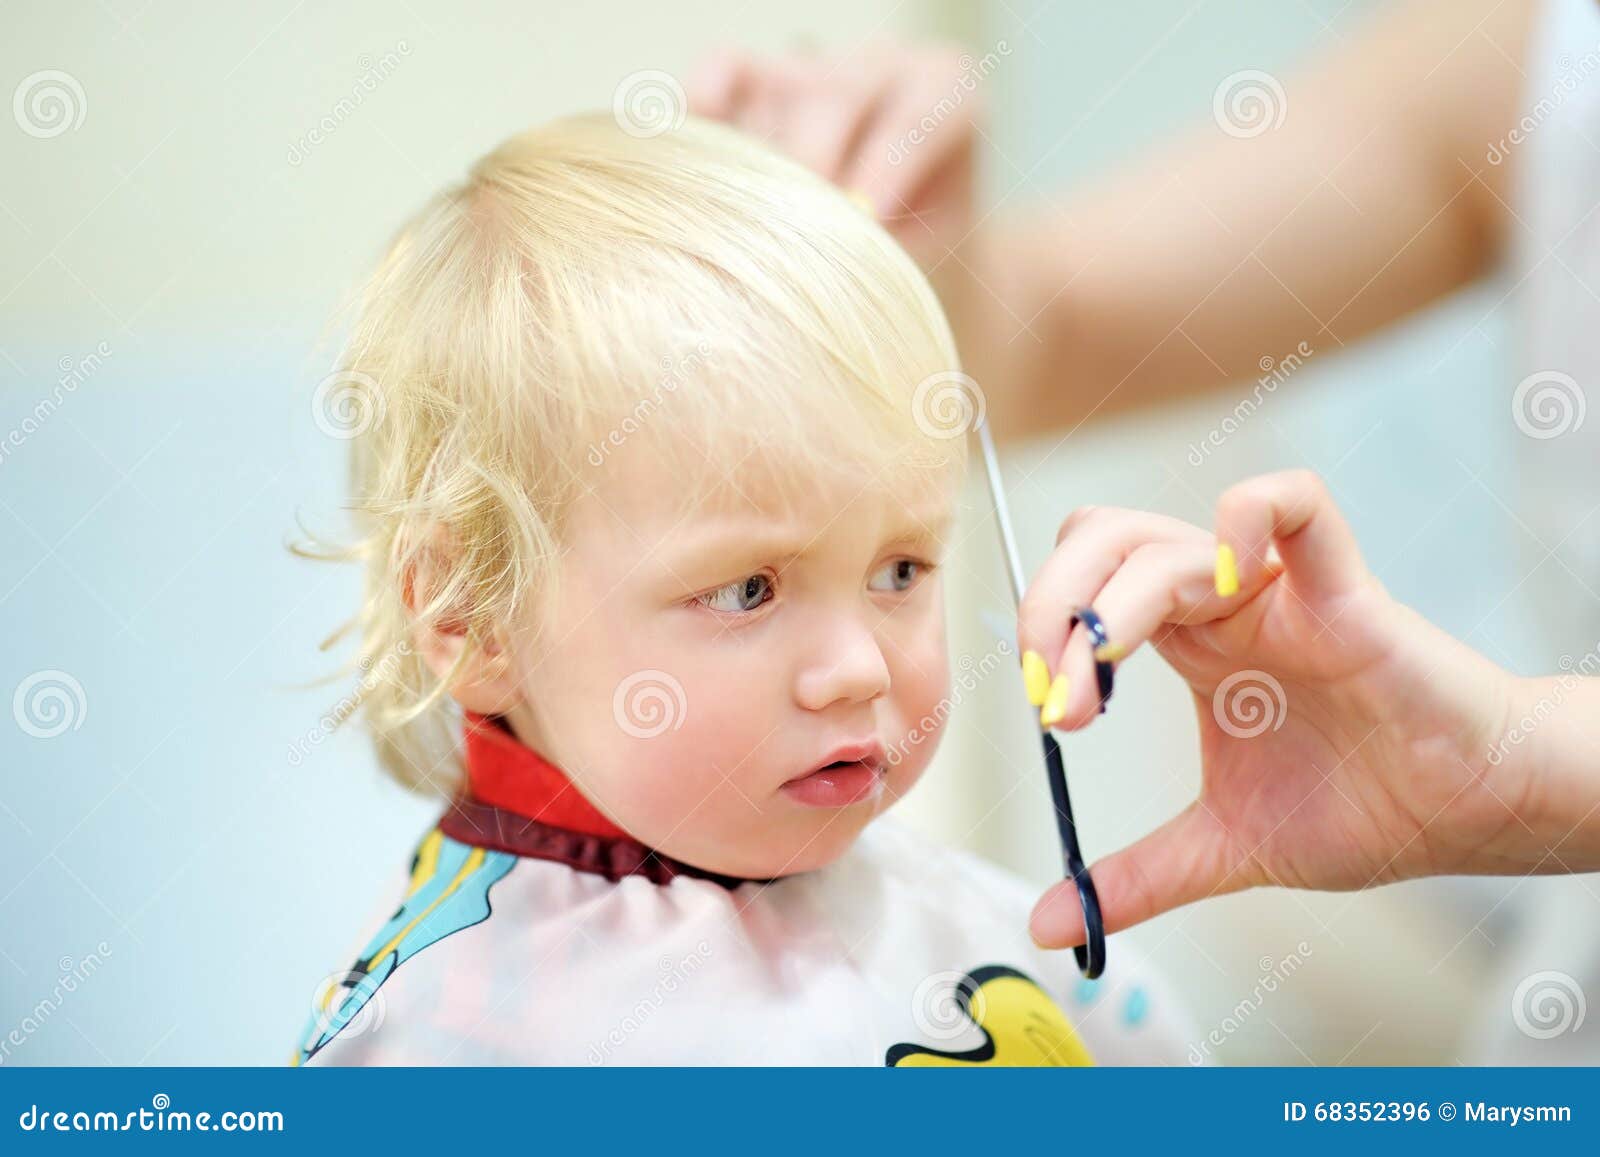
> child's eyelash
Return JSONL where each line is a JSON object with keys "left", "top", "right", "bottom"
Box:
{"left": 693, "top": 571, "right": 779, "bottom": 615}
{"left": 691, "top": 556, "right": 939, "bottom": 616}
{"left": 873, "top": 556, "right": 939, "bottom": 593}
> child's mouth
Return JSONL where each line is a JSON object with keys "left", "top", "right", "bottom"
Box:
{"left": 782, "top": 742, "right": 887, "bottom": 809}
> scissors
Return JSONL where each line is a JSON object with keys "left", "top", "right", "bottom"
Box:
{"left": 975, "top": 419, "right": 1111, "bottom": 979}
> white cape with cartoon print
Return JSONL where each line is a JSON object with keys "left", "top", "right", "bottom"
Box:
{"left": 294, "top": 814, "right": 1198, "bottom": 1066}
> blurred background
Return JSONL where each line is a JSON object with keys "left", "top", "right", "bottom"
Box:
{"left": 1, "top": 0, "right": 1592, "bottom": 1065}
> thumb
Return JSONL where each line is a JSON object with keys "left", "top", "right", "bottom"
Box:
{"left": 1029, "top": 803, "right": 1245, "bottom": 949}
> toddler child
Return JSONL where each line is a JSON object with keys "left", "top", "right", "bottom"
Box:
{"left": 293, "top": 113, "right": 1194, "bottom": 1066}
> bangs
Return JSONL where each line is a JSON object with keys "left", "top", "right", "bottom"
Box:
{"left": 569, "top": 267, "right": 969, "bottom": 529}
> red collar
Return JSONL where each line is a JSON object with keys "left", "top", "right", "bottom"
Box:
{"left": 441, "top": 713, "right": 762, "bottom": 890}
{"left": 459, "top": 712, "right": 627, "bottom": 839}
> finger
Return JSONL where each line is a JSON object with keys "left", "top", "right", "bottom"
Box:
{"left": 1029, "top": 802, "right": 1247, "bottom": 948}
{"left": 1214, "top": 469, "right": 1367, "bottom": 605}
{"left": 1047, "top": 539, "right": 1271, "bottom": 731}
{"left": 841, "top": 63, "right": 976, "bottom": 220}
{"left": 741, "top": 62, "right": 788, "bottom": 142}
{"left": 1017, "top": 507, "right": 1208, "bottom": 712}
{"left": 782, "top": 65, "right": 897, "bottom": 183}
{"left": 685, "top": 47, "right": 756, "bottom": 121}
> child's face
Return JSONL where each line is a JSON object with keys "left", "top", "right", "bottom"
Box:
{"left": 501, "top": 446, "right": 957, "bottom": 879}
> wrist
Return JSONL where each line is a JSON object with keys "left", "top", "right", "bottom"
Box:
{"left": 1488, "top": 670, "right": 1600, "bottom": 873}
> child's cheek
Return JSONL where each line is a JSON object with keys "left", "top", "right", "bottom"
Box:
{"left": 602, "top": 652, "right": 778, "bottom": 816}
{"left": 902, "top": 647, "right": 952, "bottom": 739}
{"left": 886, "top": 606, "right": 952, "bottom": 766}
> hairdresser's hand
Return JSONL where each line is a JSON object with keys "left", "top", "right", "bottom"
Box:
{"left": 1020, "top": 469, "right": 1549, "bottom": 950}
{"left": 686, "top": 42, "right": 979, "bottom": 268}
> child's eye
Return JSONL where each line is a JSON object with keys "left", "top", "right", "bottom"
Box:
{"left": 698, "top": 573, "right": 775, "bottom": 614}
{"left": 867, "top": 558, "right": 929, "bottom": 593}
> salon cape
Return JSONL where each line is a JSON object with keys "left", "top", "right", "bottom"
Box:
{"left": 293, "top": 713, "right": 1196, "bottom": 1067}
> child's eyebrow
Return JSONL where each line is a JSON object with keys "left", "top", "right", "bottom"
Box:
{"left": 656, "top": 507, "right": 954, "bottom": 577}
{"left": 882, "top": 510, "right": 954, "bottom": 551}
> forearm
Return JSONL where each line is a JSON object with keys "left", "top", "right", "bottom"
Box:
{"left": 945, "top": 0, "right": 1533, "bottom": 438}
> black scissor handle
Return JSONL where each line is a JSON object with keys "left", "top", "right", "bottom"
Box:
{"left": 1070, "top": 605, "right": 1116, "bottom": 713}
{"left": 1071, "top": 860, "right": 1106, "bottom": 980}
{"left": 1039, "top": 605, "right": 1117, "bottom": 978}
{"left": 1043, "top": 729, "right": 1106, "bottom": 978}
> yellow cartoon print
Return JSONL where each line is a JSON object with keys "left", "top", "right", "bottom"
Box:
{"left": 886, "top": 965, "right": 1095, "bottom": 1067}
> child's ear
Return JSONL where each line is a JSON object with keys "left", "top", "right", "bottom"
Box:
{"left": 402, "top": 524, "right": 523, "bottom": 716}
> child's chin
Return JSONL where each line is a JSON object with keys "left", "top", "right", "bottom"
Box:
{"left": 748, "top": 811, "right": 881, "bottom": 879}
{"left": 680, "top": 813, "right": 874, "bottom": 881}
{"left": 759, "top": 839, "right": 855, "bottom": 878}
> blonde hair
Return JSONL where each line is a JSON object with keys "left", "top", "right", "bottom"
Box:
{"left": 299, "top": 112, "right": 967, "bottom": 794}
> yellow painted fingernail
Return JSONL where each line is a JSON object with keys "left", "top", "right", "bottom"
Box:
{"left": 1021, "top": 650, "right": 1051, "bottom": 706}
{"left": 1039, "top": 674, "right": 1071, "bottom": 728}
{"left": 1215, "top": 542, "right": 1239, "bottom": 598}
{"left": 1093, "top": 640, "right": 1127, "bottom": 664}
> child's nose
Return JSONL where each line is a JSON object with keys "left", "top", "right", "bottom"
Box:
{"left": 793, "top": 616, "right": 891, "bottom": 711}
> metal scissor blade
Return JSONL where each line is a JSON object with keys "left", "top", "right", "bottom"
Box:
{"left": 976, "top": 420, "right": 1027, "bottom": 610}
